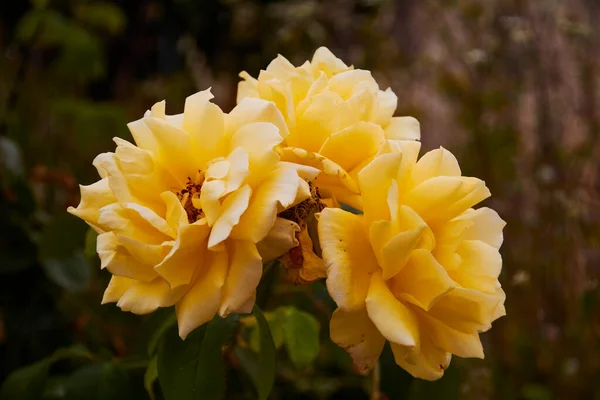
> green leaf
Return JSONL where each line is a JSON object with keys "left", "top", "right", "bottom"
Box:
{"left": 239, "top": 306, "right": 276, "bottom": 400}
{"left": 0, "top": 359, "right": 49, "bottom": 400}
{"left": 249, "top": 309, "right": 285, "bottom": 352}
{"left": 42, "top": 251, "right": 91, "bottom": 292}
{"left": 0, "top": 137, "right": 24, "bottom": 177}
{"left": 84, "top": 228, "right": 98, "bottom": 259}
{"left": 40, "top": 213, "right": 91, "bottom": 291}
{"left": 157, "top": 314, "right": 239, "bottom": 400}
{"left": 144, "top": 357, "right": 158, "bottom": 400}
{"left": 0, "top": 345, "right": 92, "bottom": 400}
{"left": 147, "top": 310, "right": 177, "bottom": 357}
{"left": 194, "top": 314, "right": 239, "bottom": 400}
{"left": 281, "top": 307, "right": 320, "bottom": 369}
{"left": 63, "top": 363, "right": 131, "bottom": 400}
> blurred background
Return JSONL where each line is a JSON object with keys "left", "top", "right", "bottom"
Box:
{"left": 1, "top": 0, "right": 600, "bottom": 399}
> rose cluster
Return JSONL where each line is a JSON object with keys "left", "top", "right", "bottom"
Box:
{"left": 69, "top": 48, "right": 505, "bottom": 380}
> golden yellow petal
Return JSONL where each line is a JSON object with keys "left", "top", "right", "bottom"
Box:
{"left": 116, "top": 277, "right": 187, "bottom": 315}
{"left": 357, "top": 152, "right": 402, "bottom": 225}
{"left": 318, "top": 122, "right": 384, "bottom": 172}
{"left": 384, "top": 116, "right": 421, "bottom": 141}
{"left": 102, "top": 275, "right": 136, "bottom": 304}
{"left": 230, "top": 122, "right": 283, "bottom": 186}
{"left": 97, "top": 232, "right": 160, "bottom": 282}
{"left": 208, "top": 185, "right": 252, "bottom": 249}
{"left": 454, "top": 207, "right": 506, "bottom": 249}
{"left": 390, "top": 249, "right": 456, "bottom": 311}
{"left": 237, "top": 71, "right": 259, "bottom": 102}
{"left": 67, "top": 178, "right": 117, "bottom": 230}
{"left": 411, "top": 147, "right": 461, "bottom": 186}
{"left": 390, "top": 336, "right": 451, "bottom": 381}
{"left": 452, "top": 240, "right": 502, "bottom": 293}
{"left": 219, "top": 240, "right": 262, "bottom": 316}
{"left": 231, "top": 165, "right": 301, "bottom": 243}
{"left": 154, "top": 221, "right": 209, "bottom": 288}
{"left": 403, "top": 176, "right": 491, "bottom": 225}
{"left": 184, "top": 89, "right": 228, "bottom": 166}
{"left": 366, "top": 271, "right": 419, "bottom": 347}
{"left": 227, "top": 97, "right": 289, "bottom": 139}
{"left": 199, "top": 180, "right": 226, "bottom": 226}
{"left": 372, "top": 88, "right": 397, "bottom": 126}
{"left": 330, "top": 308, "right": 386, "bottom": 374}
{"left": 418, "top": 311, "right": 484, "bottom": 359}
{"left": 428, "top": 287, "right": 506, "bottom": 333}
{"left": 319, "top": 208, "right": 378, "bottom": 311}
{"left": 176, "top": 250, "right": 228, "bottom": 339}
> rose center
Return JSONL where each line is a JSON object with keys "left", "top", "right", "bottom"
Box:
{"left": 175, "top": 170, "right": 205, "bottom": 223}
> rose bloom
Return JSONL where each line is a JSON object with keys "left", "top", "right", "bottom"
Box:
{"left": 238, "top": 47, "right": 419, "bottom": 210}
{"left": 68, "top": 89, "right": 318, "bottom": 338}
{"left": 318, "top": 144, "right": 506, "bottom": 380}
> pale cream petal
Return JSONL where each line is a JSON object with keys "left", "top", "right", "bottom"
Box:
{"left": 311, "top": 47, "right": 349, "bottom": 76}
{"left": 67, "top": 178, "right": 117, "bottom": 229}
{"left": 384, "top": 116, "right": 421, "bottom": 141}
{"left": 154, "top": 221, "right": 210, "bottom": 288}
{"left": 117, "top": 277, "right": 187, "bottom": 315}
{"left": 319, "top": 209, "right": 379, "bottom": 311}
{"left": 237, "top": 71, "right": 259, "bottom": 102}
{"left": 454, "top": 208, "right": 506, "bottom": 249}
{"left": 231, "top": 165, "right": 300, "bottom": 243}
{"left": 92, "top": 153, "right": 133, "bottom": 204}
{"left": 208, "top": 185, "right": 252, "bottom": 249}
{"left": 219, "top": 240, "right": 262, "bottom": 316}
{"left": 161, "top": 191, "right": 188, "bottom": 233}
{"left": 411, "top": 147, "right": 461, "bottom": 186}
{"left": 236, "top": 291, "right": 257, "bottom": 314}
{"left": 391, "top": 249, "right": 456, "bottom": 311}
{"left": 102, "top": 275, "right": 136, "bottom": 304}
{"left": 318, "top": 122, "right": 384, "bottom": 172}
{"left": 200, "top": 180, "right": 226, "bottom": 226}
{"left": 223, "top": 147, "right": 250, "bottom": 195}
{"left": 143, "top": 117, "right": 196, "bottom": 185}
{"left": 330, "top": 308, "right": 386, "bottom": 374}
{"left": 390, "top": 336, "right": 451, "bottom": 381}
{"left": 97, "top": 232, "right": 159, "bottom": 282}
{"left": 116, "top": 234, "right": 172, "bottom": 267}
{"left": 372, "top": 88, "right": 397, "bottom": 126}
{"left": 366, "top": 272, "right": 419, "bottom": 347}
{"left": 452, "top": 240, "right": 502, "bottom": 293}
{"left": 127, "top": 118, "right": 158, "bottom": 153}
{"left": 230, "top": 122, "right": 283, "bottom": 184}
{"left": 227, "top": 98, "right": 289, "bottom": 139}
{"left": 256, "top": 218, "right": 300, "bottom": 261}
{"left": 357, "top": 152, "right": 402, "bottom": 225}
{"left": 328, "top": 69, "right": 377, "bottom": 100}
{"left": 176, "top": 250, "right": 228, "bottom": 339}
{"left": 183, "top": 89, "right": 227, "bottom": 166}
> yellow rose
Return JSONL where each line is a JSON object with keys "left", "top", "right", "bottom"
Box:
{"left": 238, "top": 47, "right": 420, "bottom": 209}
{"left": 68, "top": 89, "right": 318, "bottom": 338}
{"left": 318, "top": 144, "right": 505, "bottom": 380}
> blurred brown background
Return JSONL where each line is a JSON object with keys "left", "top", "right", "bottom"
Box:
{"left": 1, "top": 0, "right": 600, "bottom": 399}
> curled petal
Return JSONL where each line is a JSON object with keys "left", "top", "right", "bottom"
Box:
{"left": 319, "top": 209, "right": 378, "bottom": 310}
{"left": 330, "top": 308, "right": 386, "bottom": 374}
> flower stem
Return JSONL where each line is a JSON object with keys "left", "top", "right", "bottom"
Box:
{"left": 370, "top": 361, "right": 381, "bottom": 400}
